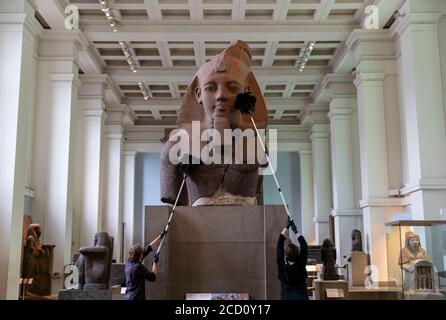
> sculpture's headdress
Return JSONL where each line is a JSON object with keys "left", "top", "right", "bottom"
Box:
{"left": 177, "top": 40, "right": 267, "bottom": 130}
{"left": 404, "top": 231, "right": 420, "bottom": 250}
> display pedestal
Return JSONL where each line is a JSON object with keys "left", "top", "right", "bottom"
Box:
{"left": 404, "top": 291, "right": 444, "bottom": 300}
{"left": 58, "top": 289, "right": 112, "bottom": 300}
{"left": 313, "top": 279, "right": 349, "bottom": 300}
{"left": 348, "top": 252, "right": 369, "bottom": 286}
{"left": 144, "top": 205, "right": 287, "bottom": 300}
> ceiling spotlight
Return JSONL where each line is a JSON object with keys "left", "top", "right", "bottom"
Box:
{"left": 119, "top": 41, "right": 138, "bottom": 73}
{"left": 296, "top": 41, "right": 315, "bottom": 72}
{"left": 138, "top": 82, "right": 151, "bottom": 100}
{"left": 99, "top": 0, "right": 118, "bottom": 31}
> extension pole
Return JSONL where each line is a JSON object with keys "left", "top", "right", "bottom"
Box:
{"left": 155, "top": 175, "right": 186, "bottom": 256}
{"left": 249, "top": 115, "right": 293, "bottom": 221}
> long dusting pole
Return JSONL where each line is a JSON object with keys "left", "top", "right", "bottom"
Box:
{"left": 156, "top": 175, "right": 186, "bottom": 256}
{"left": 249, "top": 114, "right": 293, "bottom": 221}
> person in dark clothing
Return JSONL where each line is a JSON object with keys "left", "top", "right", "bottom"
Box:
{"left": 276, "top": 218, "right": 309, "bottom": 300}
{"left": 124, "top": 234, "right": 163, "bottom": 300}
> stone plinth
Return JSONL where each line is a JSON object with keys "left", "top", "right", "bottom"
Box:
{"left": 348, "top": 252, "right": 369, "bottom": 286}
{"left": 58, "top": 289, "right": 112, "bottom": 300}
{"left": 144, "top": 205, "right": 287, "bottom": 300}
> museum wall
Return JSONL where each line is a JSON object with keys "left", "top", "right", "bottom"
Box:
{"left": 263, "top": 152, "right": 301, "bottom": 232}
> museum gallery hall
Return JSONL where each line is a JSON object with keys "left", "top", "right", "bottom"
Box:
{"left": 1, "top": 0, "right": 446, "bottom": 300}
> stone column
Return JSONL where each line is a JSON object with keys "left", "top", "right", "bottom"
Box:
{"left": 77, "top": 96, "right": 106, "bottom": 249}
{"left": 0, "top": 0, "right": 38, "bottom": 299}
{"left": 310, "top": 122, "right": 332, "bottom": 243}
{"left": 103, "top": 109, "right": 124, "bottom": 262}
{"left": 329, "top": 94, "right": 363, "bottom": 264}
{"left": 32, "top": 31, "right": 86, "bottom": 292}
{"left": 123, "top": 151, "right": 137, "bottom": 259}
{"left": 298, "top": 149, "right": 316, "bottom": 245}
{"left": 392, "top": 8, "right": 446, "bottom": 219}
{"left": 346, "top": 30, "right": 406, "bottom": 281}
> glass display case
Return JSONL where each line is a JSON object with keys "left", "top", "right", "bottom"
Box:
{"left": 385, "top": 220, "right": 446, "bottom": 299}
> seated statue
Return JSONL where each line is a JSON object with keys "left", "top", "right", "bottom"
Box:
{"left": 160, "top": 40, "right": 268, "bottom": 206}
{"left": 75, "top": 232, "right": 113, "bottom": 290}
{"left": 21, "top": 224, "right": 55, "bottom": 296}
{"left": 399, "top": 231, "right": 428, "bottom": 290}
{"left": 321, "top": 238, "right": 339, "bottom": 280}
{"left": 351, "top": 229, "right": 363, "bottom": 252}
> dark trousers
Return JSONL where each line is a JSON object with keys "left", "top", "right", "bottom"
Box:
{"left": 281, "top": 287, "right": 309, "bottom": 300}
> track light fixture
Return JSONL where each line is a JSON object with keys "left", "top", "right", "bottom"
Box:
{"left": 297, "top": 41, "right": 315, "bottom": 72}
{"left": 119, "top": 41, "right": 138, "bottom": 73}
{"left": 99, "top": 0, "right": 118, "bottom": 32}
{"left": 138, "top": 81, "right": 151, "bottom": 100}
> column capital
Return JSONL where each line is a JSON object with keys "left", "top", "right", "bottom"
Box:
{"left": 353, "top": 72, "right": 386, "bottom": 89}
{"left": 106, "top": 124, "right": 124, "bottom": 140}
{"left": 392, "top": 11, "right": 443, "bottom": 37}
{"left": 298, "top": 149, "right": 312, "bottom": 157}
{"left": 124, "top": 151, "right": 138, "bottom": 158}
{"left": 48, "top": 73, "right": 82, "bottom": 88}
{"left": 313, "top": 73, "right": 356, "bottom": 103}
{"left": 345, "top": 29, "right": 393, "bottom": 51}
{"left": 328, "top": 96, "right": 357, "bottom": 120}
{"left": 301, "top": 103, "right": 329, "bottom": 126}
{"left": 310, "top": 124, "right": 330, "bottom": 140}
{"left": 40, "top": 29, "right": 90, "bottom": 51}
{"left": 313, "top": 216, "right": 329, "bottom": 223}
{"left": 331, "top": 209, "right": 362, "bottom": 217}
{"left": 79, "top": 97, "right": 106, "bottom": 118}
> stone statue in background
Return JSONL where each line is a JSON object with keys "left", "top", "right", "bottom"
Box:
{"left": 75, "top": 232, "right": 113, "bottom": 290}
{"left": 399, "top": 231, "right": 428, "bottom": 290}
{"left": 320, "top": 238, "right": 339, "bottom": 280}
{"left": 22, "top": 224, "right": 55, "bottom": 296}
{"left": 351, "top": 229, "right": 363, "bottom": 252}
{"left": 160, "top": 40, "right": 268, "bottom": 206}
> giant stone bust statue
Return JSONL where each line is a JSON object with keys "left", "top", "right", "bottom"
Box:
{"left": 160, "top": 40, "right": 268, "bottom": 206}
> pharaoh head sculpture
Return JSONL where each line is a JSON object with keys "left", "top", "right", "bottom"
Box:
{"left": 177, "top": 40, "right": 267, "bottom": 135}
{"left": 405, "top": 231, "right": 421, "bottom": 253}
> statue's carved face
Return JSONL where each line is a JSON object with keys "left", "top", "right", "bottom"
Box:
{"left": 196, "top": 75, "right": 244, "bottom": 130}
{"left": 409, "top": 237, "right": 420, "bottom": 251}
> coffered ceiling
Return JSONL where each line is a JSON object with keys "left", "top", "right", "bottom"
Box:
{"left": 38, "top": 0, "right": 375, "bottom": 125}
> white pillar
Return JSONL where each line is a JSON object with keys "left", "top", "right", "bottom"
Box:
{"left": 77, "top": 97, "right": 106, "bottom": 249}
{"left": 32, "top": 31, "right": 84, "bottom": 292}
{"left": 354, "top": 73, "right": 393, "bottom": 281}
{"left": 123, "top": 151, "right": 137, "bottom": 259}
{"left": 103, "top": 110, "right": 124, "bottom": 262}
{"left": 393, "top": 9, "right": 446, "bottom": 219}
{"left": 310, "top": 123, "right": 332, "bottom": 243}
{"left": 0, "top": 0, "right": 38, "bottom": 299}
{"left": 298, "top": 149, "right": 316, "bottom": 245}
{"left": 345, "top": 29, "right": 407, "bottom": 281}
{"left": 329, "top": 96, "right": 363, "bottom": 264}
